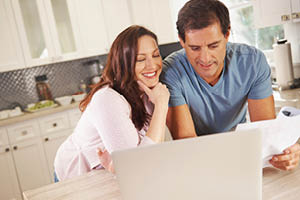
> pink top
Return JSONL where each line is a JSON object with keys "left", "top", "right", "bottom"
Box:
{"left": 54, "top": 86, "right": 155, "bottom": 181}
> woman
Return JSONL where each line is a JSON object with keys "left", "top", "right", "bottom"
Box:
{"left": 54, "top": 25, "right": 169, "bottom": 181}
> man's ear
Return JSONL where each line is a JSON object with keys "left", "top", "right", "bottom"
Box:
{"left": 179, "top": 34, "right": 185, "bottom": 48}
{"left": 225, "top": 26, "right": 231, "bottom": 40}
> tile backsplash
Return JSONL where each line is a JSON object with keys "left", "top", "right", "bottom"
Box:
{"left": 0, "top": 55, "right": 107, "bottom": 111}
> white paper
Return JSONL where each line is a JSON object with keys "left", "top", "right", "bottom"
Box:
{"left": 236, "top": 107, "right": 300, "bottom": 168}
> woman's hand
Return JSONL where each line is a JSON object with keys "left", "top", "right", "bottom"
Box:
{"left": 137, "top": 80, "right": 169, "bottom": 108}
{"left": 98, "top": 148, "right": 115, "bottom": 173}
{"left": 269, "top": 143, "right": 300, "bottom": 171}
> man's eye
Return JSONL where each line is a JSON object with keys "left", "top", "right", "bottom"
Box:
{"left": 210, "top": 45, "right": 218, "bottom": 49}
{"left": 191, "top": 47, "right": 199, "bottom": 51}
{"left": 153, "top": 54, "right": 160, "bottom": 58}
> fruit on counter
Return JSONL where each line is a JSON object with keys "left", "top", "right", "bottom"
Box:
{"left": 27, "top": 100, "right": 55, "bottom": 111}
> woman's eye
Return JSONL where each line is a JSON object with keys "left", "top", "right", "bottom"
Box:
{"left": 136, "top": 58, "right": 145, "bottom": 62}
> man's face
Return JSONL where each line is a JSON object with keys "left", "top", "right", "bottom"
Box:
{"left": 180, "top": 22, "right": 230, "bottom": 85}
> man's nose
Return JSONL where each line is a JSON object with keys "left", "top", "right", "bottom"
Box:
{"left": 199, "top": 49, "right": 211, "bottom": 65}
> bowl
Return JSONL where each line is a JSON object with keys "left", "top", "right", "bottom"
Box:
{"left": 0, "top": 110, "right": 9, "bottom": 120}
{"left": 55, "top": 96, "right": 73, "bottom": 106}
{"left": 72, "top": 93, "right": 86, "bottom": 102}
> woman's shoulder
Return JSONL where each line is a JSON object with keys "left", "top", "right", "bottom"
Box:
{"left": 91, "top": 86, "right": 130, "bottom": 109}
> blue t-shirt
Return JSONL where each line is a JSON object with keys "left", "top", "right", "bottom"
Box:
{"left": 160, "top": 42, "right": 273, "bottom": 136}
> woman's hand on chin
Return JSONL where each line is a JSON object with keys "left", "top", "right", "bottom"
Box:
{"left": 137, "top": 80, "right": 169, "bottom": 108}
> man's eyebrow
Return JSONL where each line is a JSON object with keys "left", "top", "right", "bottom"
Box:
{"left": 208, "top": 40, "right": 221, "bottom": 46}
{"left": 187, "top": 40, "right": 222, "bottom": 48}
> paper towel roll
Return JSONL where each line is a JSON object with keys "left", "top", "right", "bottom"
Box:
{"left": 273, "top": 42, "right": 294, "bottom": 89}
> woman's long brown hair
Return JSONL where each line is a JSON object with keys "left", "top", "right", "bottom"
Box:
{"left": 79, "top": 25, "right": 158, "bottom": 131}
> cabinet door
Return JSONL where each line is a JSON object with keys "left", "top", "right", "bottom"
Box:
{"left": 0, "top": 145, "right": 22, "bottom": 200}
{"left": 12, "top": 0, "right": 55, "bottom": 67}
{"left": 0, "top": 0, "right": 25, "bottom": 72}
{"left": 11, "top": 138, "right": 51, "bottom": 192}
{"left": 253, "top": 0, "right": 292, "bottom": 28}
{"left": 291, "top": 0, "right": 300, "bottom": 22}
{"left": 43, "top": 0, "right": 82, "bottom": 62}
{"left": 102, "top": 0, "right": 132, "bottom": 47}
{"left": 68, "top": 108, "right": 82, "bottom": 128}
{"left": 74, "top": 0, "right": 109, "bottom": 57}
{"left": 42, "top": 129, "right": 72, "bottom": 182}
{"left": 149, "top": 0, "right": 177, "bottom": 44}
{"left": 128, "top": 0, "right": 177, "bottom": 44}
{"left": 128, "top": 0, "right": 156, "bottom": 33}
{"left": 12, "top": 0, "right": 83, "bottom": 67}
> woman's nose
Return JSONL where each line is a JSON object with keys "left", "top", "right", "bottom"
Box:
{"left": 145, "top": 57, "right": 155, "bottom": 68}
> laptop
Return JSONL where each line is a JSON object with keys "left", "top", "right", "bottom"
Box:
{"left": 111, "top": 129, "right": 262, "bottom": 200}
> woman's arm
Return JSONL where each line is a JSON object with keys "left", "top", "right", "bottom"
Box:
{"left": 138, "top": 81, "right": 169, "bottom": 143}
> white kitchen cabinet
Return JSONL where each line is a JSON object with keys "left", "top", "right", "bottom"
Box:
{"left": 102, "top": 0, "right": 133, "bottom": 47}
{"left": 38, "top": 110, "right": 74, "bottom": 182}
{"left": 0, "top": 108, "right": 79, "bottom": 197}
{"left": 253, "top": 0, "right": 300, "bottom": 28}
{"left": 42, "top": 129, "right": 72, "bottom": 182}
{"left": 128, "top": 0, "right": 177, "bottom": 44}
{"left": 6, "top": 120, "right": 51, "bottom": 192}
{"left": 11, "top": 0, "right": 82, "bottom": 67}
{"left": 38, "top": 111, "right": 70, "bottom": 136}
{"left": 0, "top": 0, "right": 25, "bottom": 73}
{"left": 0, "top": 146, "right": 23, "bottom": 200}
{"left": 11, "top": 138, "right": 51, "bottom": 192}
{"left": 68, "top": 108, "right": 82, "bottom": 128}
{"left": 0, "top": 128, "right": 22, "bottom": 200}
{"left": 73, "top": 0, "right": 110, "bottom": 57}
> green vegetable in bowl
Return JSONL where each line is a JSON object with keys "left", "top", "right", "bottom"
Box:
{"left": 28, "top": 100, "right": 55, "bottom": 111}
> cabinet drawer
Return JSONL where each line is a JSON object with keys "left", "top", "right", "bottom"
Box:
{"left": 6, "top": 120, "right": 40, "bottom": 144}
{"left": 38, "top": 112, "right": 70, "bottom": 135}
{"left": 68, "top": 108, "right": 82, "bottom": 128}
{"left": 0, "top": 128, "right": 9, "bottom": 146}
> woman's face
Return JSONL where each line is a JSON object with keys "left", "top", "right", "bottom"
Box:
{"left": 135, "top": 35, "right": 162, "bottom": 88}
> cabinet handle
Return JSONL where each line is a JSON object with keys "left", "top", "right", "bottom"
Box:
{"left": 45, "top": 137, "right": 49, "bottom": 142}
{"left": 281, "top": 15, "right": 290, "bottom": 21}
{"left": 21, "top": 130, "right": 28, "bottom": 136}
{"left": 13, "top": 146, "right": 18, "bottom": 150}
{"left": 53, "top": 123, "right": 57, "bottom": 127}
{"left": 292, "top": 12, "right": 300, "bottom": 19}
{"left": 5, "top": 148, "right": 10, "bottom": 152}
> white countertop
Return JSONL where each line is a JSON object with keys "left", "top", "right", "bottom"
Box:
{"left": 0, "top": 102, "right": 80, "bottom": 127}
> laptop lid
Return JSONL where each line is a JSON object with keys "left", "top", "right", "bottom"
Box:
{"left": 112, "top": 129, "right": 262, "bottom": 200}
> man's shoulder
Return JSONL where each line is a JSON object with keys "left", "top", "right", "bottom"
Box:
{"left": 227, "top": 42, "right": 263, "bottom": 57}
{"left": 163, "top": 49, "right": 186, "bottom": 66}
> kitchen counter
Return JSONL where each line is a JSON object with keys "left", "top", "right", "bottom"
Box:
{"left": 0, "top": 102, "right": 80, "bottom": 127}
{"left": 273, "top": 88, "right": 300, "bottom": 111}
{"left": 23, "top": 166, "right": 300, "bottom": 200}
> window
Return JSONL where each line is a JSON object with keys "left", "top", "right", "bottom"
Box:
{"left": 223, "top": 0, "right": 284, "bottom": 52}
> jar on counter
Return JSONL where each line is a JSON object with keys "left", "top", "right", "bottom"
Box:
{"left": 35, "top": 75, "right": 53, "bottom": 101}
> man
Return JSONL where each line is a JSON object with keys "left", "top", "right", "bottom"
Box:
{"left": 160, "top": 0, "right": 300, "bottom": 171}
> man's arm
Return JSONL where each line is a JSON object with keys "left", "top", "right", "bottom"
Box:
{"left": 247, "top": 95, "right": 276, "bottom": 122}
{"left": 166, "top": 104, "right": 197, "bottom": 140}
